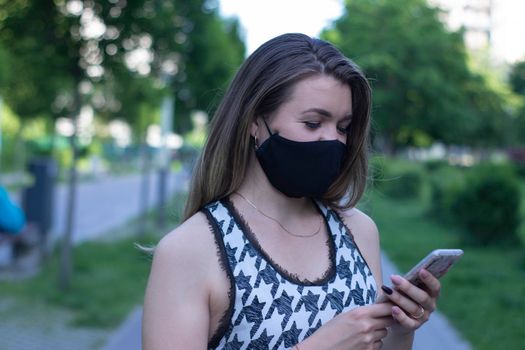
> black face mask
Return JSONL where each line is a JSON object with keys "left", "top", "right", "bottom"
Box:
{"left": 255, "top": 120, "right": 347, "bottom": 198}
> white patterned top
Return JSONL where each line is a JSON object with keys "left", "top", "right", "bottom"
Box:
{"left": 203, "top": 198, "right": 377, "bottom": 350}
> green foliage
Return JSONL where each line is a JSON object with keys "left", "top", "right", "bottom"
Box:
{"left": 98, "top": 0, "right": 245, "bottom": 133}
{"left": 510, "top": 105, "right": 525, "bottom": 147}
{"left": 509, "top": 60, "right": 525, "bottom": 95}
{"left": 371, "top": 156, "right": 423, "bottom": 199}
{"left": 460, "top": 73, "right": 512, "bottom": 148}
{"left": 428, "top": 164, "right": 465, "bottom": 224}
{"left": 452, "top": 165, "right": 521, "bottom": 245}
{"left": 513, "top": 161, "right": 525, "bottom": 179}
{"left": 364, "top": 186, "right": 525, "bottom": 350}
{"left": 0, "top": 0, "right": 80, "bottom": 121}
{"left": 322, "top": 0, "right": 508, "bottom": 150}
{"left": 423, "top": 158, "right": 449, "bottom": 172}
{"left": 0, "top": 44, "right": 9, "bottom": 88}
{"left": 182, "top": 12, "right": 245, "bottom": 129}
{"left": 0, "top": 0, "right": 245, "bottom": 134}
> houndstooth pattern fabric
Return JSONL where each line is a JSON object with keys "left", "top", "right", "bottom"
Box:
{"left": 204, "top": 199, "right": 377, "bottom": 350}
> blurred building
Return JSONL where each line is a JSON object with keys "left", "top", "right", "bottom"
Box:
{"left": 429, "top": 0, "right": 492, "bottom": 50}
{"left": 429, "top": 0, "right": 525, "bottom": 63}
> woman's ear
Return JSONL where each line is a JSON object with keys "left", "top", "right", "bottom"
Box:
{"left": 250, "top": 117, "right": 260, "bottom": 138}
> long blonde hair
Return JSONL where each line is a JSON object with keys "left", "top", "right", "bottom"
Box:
{"left": 183, "top": 33, "right": 372, "bottom": 221}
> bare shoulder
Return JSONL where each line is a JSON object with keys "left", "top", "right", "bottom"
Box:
{"left": 143, "top": 211, "right": 220, "bottom": 349}
{"left": 154, "top": 211, "right": 215, "bottom": 266}
{"left": 146, "top": 211, "right": 220, "bottom": 306}
{"left": 337, "top": 207, "right": 379, "bottom": 243}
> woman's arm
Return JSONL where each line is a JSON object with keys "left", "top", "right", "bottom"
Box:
{"left": 339, "top": 208, "right": 416, "bottom": 349}
{"left": 340, "top": 209, "right": 442, "bottom": 350}
{"left": 142, "top": 213, "right": 218, "bottom": 349}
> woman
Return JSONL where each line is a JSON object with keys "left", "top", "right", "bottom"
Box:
{"left": 143, "top": 33, "right": 440, "bottom": 350}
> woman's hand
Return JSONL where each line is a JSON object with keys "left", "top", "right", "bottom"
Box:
{"left": 300, "top": 302, "right": 395, "bottom": 350}
{"left": 381, "top": 268, "right": 441, "bottom": 333}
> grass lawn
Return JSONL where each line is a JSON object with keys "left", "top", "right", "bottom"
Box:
{"left": 0, "top": 235, "right": 155, "bottom": 328}
{"left": 361, "top": 187, "right": 525, "bottom": 350}
{"left": 0, "top": 192, "right": 186, "bottom": 330}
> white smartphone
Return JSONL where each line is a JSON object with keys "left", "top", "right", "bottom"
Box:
{"left": 376, "top": 249, "right": 464, "bottom": 302}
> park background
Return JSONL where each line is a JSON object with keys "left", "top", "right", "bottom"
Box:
{"left": 1, "top": 0, "right": 525, "bottom": 349}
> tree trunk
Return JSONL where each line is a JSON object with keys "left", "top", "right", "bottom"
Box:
{"left": 58, "top": 89, "right": 81, "bottom": 292}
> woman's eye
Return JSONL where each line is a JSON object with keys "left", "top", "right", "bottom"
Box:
{"left": 304, "top": 121, "right": 321, "bottom": 129}
{"left": 337, "top": 125, "right": 350, "bottom": 134}
{"left": 337, "top": 125, "right": 351, "bottom": 134}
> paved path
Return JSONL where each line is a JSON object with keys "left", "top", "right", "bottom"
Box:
{"left": 0, "top": 298, "right": 111, "bottom": 350}
{"left": 11, "top": 169, "right": 189, "bottom": 244}
{"left": 50, "top": 170, "right": 189, "bottom": 244}
{"left": 102, "top": 254, "right": 472, "bottom": 350}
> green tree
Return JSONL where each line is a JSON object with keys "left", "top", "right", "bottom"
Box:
{"left": 322, "top": 0, "right": 507, "bottom": 152}
{"left": 509, "top": 60, "right": 525, "bottom": 146}
{"left": 182, "top": 11, "right": 245, "bottom": 129}
{"left": 95, "top": 0, "right": 245, "bottom": 131}
{"left": 0, "top": 0, "right": 245, "bottom": 289}
{"left": 0, "top": 44, "right": 8, "bottom": 88}
{"left": 509, "top": 60, "right": 525, "bottom": 95}
{"left": 0, "top": 0, "right": 87, "bottom": 291}
{"left": 93, "top": 0, "right": 244, "bottom": 231}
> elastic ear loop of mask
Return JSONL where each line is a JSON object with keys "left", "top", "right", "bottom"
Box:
{"left": 254, "top": 118, "right": 273, "bottom": 149}
{"left": 262, "top": 118, "right": 274, "bottom": 136}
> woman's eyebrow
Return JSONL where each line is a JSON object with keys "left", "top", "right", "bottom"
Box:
{"left": 301, "top": 108, "right": 353, "bottom": 120}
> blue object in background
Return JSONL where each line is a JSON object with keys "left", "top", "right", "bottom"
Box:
{"left": 0, "top": 186, "right": 26, "bottom": 234}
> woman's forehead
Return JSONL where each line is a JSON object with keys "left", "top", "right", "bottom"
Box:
{"left": 279, "top": 74, "right": 353, "bottom": 115}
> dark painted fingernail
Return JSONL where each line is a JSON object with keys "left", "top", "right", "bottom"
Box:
{"left": 381, "top": 285, "right": 393, "bottom": 295}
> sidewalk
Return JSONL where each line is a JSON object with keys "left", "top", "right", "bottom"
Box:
{"left": 101, "top": 254, "right": 472, "bottom": 350}
{"left": 10, "top": 169, "right": 190, "bottom": 244}
{"left": 0, "top": 170, "right": 188, "bottom": 350}
{"left": 50, "top": 169, "right": 190, "bottom": 244}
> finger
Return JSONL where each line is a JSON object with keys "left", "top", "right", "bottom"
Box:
{"left": 390, "top": 275, "right": 434, "bottom": 311}
{"left": 418, "top": 269, "right": 441, "bottom": 298}
{"left": 373, "top": 339, "right": 384, "bottom": 350}
{"left": 372, "top": 315, "right": 396, "bottom": 330}
{"left": 364, "top": 302, "right": 397, "bottom": 318}
{"left": 375, "top": 293, "right": 388, "bottom": 304}
{"left": 391, "top": 305, "right": 420, "bottom": 329}
{"left": 381, "top": 285, "right": 427, "bottom": 319}
{"left": 372, "top": 327, "right": 388, "bottom": 341}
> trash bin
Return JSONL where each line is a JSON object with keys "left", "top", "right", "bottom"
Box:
{"left": 22, "top": 158, "right": 57, "bottom": 238}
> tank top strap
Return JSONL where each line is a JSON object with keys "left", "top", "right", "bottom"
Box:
{"left": 314, "top": 201, "right": 377, "bottom": 291}
{"left": 202, "top": 199, "right": 255, "bottom": 277}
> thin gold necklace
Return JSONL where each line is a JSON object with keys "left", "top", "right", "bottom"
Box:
{"left": 234, "top": 192, "right": 323, "bottom": 238}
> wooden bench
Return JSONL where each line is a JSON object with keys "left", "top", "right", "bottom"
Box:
{"left": 0, "top": 223, "right": 43, "bottom": 279}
